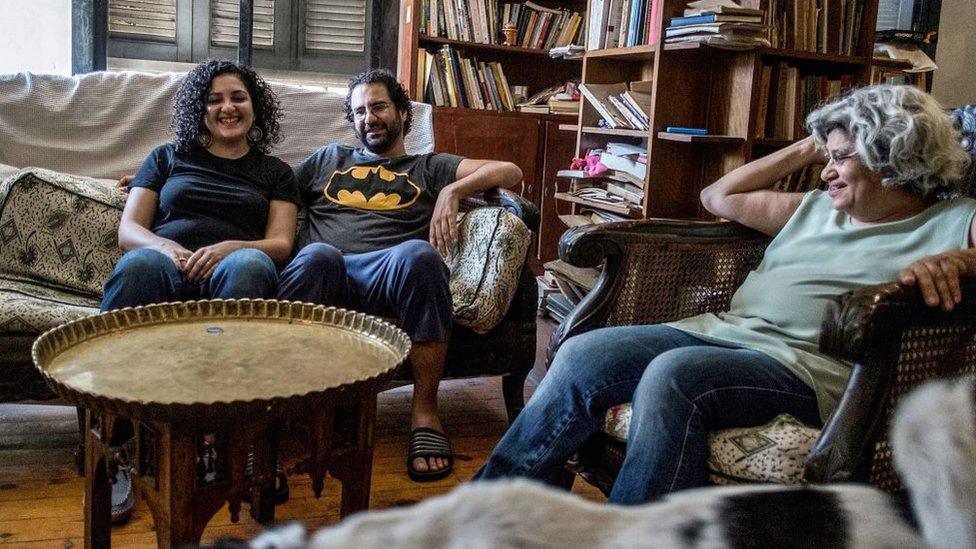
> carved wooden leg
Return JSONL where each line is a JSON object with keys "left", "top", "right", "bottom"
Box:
{"left": 307, "top": 407, "right": 334, "bottom": 498}
{"left": 249, "top": 421, "right": 282, "bottom": 524}
{"left": 339, "top": 393, "right": 377, "bottom": 517}
{"left": 84, "top": 410, "right": 112, "bottom": 549}
{"left": 147, "top": 424, "right": 223, "bottom": 549}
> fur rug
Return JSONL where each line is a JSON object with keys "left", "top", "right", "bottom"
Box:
{"left": 243, "top": 377, "right": 976, "bottom": 549}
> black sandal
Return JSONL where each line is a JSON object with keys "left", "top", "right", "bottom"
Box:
{"left": 407, "top": 427, "right": 454, "bottom": 482}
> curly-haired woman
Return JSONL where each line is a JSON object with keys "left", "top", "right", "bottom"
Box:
{"left": 101, "top": 59, "right": 299, "bottom": 311}
{"left": 476, "top": 85, "right": 975, "bottom": 503}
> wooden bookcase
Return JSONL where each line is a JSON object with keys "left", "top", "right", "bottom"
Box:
{"left": 396, "top": 0, "right": 586, "bottom": 268}
{"left": 563, "top": 0, "right": 882, "bottom": 221}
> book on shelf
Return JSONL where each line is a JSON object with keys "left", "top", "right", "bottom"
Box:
{"left": 579, "top": 81, "right": 652, "bottom": 130}
{"left": 422, "top": 45, "right": 519, "bottom": 111}
{"left": 664, "top": 22, "right": 766, "bottom": 38}
{"left": 606, "top": 180, "right": 645, "bottom": 204}
{"left": 421, "top": 0, "right": 584, "bottom": 49}
{"left": 545, "top": 259, "right": 600, "bottom": 291}
{"left": 683, "top": 0, "right": 763, "bottom": 17}
{"left": 759, "top": 61, "right": 852, "bottom": 139}
{"left": 765, "top": 0, "right": 865, "bottom": 55}
{"left": 669, "top": 13, "right": 763, "bottom": 26}
{"left": 586, "top": 0, "right": 661, "bottom": 50}
{"left": 599, "top": 150, "right": 647, "bottom": 180}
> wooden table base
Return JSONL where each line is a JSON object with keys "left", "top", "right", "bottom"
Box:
{"left": 83, "top": 392, "right": 379, "bottom": 548}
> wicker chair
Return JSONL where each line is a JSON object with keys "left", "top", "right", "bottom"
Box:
{"left": 548, "top": 218, "right": 976, "bottom": 494}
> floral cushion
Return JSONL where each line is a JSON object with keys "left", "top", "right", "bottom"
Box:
{"left": 602, "top": 404, "right": 821, "bottom": 485}
{"left": 0, "top": 169, "right": 124, "bottom": 297}
{"left": 448, "top": 207, "right": 531, "bottom": 334}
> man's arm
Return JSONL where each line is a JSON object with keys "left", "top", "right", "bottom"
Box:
{"left": 429, "top": 158, "right": 522, "bottom": 256}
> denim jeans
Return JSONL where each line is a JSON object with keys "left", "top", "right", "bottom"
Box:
{"left": 101, "top": 247, "right": 278, "bottom": 312}
{"left": 474, "top": 324, "right": 822, "bottom": 504}
{"left": 276, "top": 240, "right": 452, "bottom": 342}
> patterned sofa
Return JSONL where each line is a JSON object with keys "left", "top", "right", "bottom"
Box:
{"left": 0, "top": 72, "right": 538, "bottom": 423}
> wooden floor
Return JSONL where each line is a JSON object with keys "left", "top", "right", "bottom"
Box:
{"left": 0, "top": 319, "right": 606, "bottom": 547}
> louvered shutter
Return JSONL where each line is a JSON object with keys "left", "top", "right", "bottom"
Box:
{"left": 108, "top": 0, "right": 177, "bottom": 42}
{"left": 211, "top": 0, "right": 275, "bottom": 48}
{"left": 876, "top": 0, "right": 913, "bottom": 31}
{"left": 305, "top": 0, "right": 367, "bottom": 53}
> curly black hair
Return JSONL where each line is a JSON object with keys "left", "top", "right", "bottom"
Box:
{"left": 171, "top": 59, "right": 282, "bottom": 155}
{"left": 343, "top": 68, "right": 413, "bottom": 136}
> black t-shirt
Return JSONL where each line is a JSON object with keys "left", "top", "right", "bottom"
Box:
{"left": 129, "top": 144, "right": 300, "bottom": 251}
{"left": 294, "top": 144, "right": 463, "bottom": 254}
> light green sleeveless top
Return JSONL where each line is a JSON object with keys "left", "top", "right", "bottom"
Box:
{"left": 670, "top": 190, "right": 976, "bottom": 421}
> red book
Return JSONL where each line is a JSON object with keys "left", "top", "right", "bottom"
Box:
{"left": 646, "top": 0, "right": 662, "bottom": 45}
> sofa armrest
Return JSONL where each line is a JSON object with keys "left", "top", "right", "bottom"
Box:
{"left": 806, "top": 278, "right": 976, "bottom": 490}
{"left": 460, "top": 188, "right": 540, "bottom": 232}
{"left": 546, "top": 219, "right": 770, "bottom": 365}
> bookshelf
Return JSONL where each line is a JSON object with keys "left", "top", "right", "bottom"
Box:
{"left": 559, "top": 0, "right": 881, "bottom": 221}
{"left": 397, "top": 0, "right": 588, "bottom": 268}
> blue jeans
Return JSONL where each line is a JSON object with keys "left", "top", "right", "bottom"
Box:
{"left": 474, "top": 325, "right": 822, "bottom": 504}
{"left": 101, "top": 248, "right": 278, "bottom": 311}
{"left": 276, "top": 240, "right": 452, "bottom": 342}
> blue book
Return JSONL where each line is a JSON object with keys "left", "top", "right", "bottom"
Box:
{"left": 668, "top": 13, "right": 762, "bottom": 26}
{"left": 665, "top": 126, "right": 709, "bottom": 135}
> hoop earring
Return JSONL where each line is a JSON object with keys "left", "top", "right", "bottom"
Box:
{"left": 196, "top": 131, "right": 212, "bottom": 148}
{"left": 247, "top": 126, "right": 264, "bottom": 143}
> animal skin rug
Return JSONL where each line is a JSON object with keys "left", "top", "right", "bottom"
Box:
{"left": 244, "top": 377, "right": 976, "bottom": 549}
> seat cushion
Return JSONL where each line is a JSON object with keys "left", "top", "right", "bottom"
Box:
{"left": 0, "top": 276, "right": 99, "bottom": 334}
{"left": 448, "top": 207, "right": 530, "bottom": 334}
{"left": 0, "top": 169, "right": 124, "bottom": 296}
{"left": 602, "top": 404, "right": 821, "bottom": 485}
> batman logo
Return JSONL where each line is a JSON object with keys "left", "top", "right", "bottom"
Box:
{"left": 324, "top": 165, "right": 421, "bottom": 210}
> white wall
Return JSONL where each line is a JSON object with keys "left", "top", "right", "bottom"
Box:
{"left": 0, "top": 0, "right": 72, "bottom": 75}
{"left": 932, "top": 0, "right": 976, "bottom": 107}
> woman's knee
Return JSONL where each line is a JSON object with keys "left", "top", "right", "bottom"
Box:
{"left": 221, "top": 248, "right": 276, "bottom": 277}
{"left": 113, "top": 248, "right": 176, "bottom": 278}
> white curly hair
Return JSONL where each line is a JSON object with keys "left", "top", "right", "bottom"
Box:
{"left": 806, "top": 85, "right": 970, "bottom": 198}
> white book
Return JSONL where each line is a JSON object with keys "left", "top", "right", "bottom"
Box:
{"left": 604, "top": 0, "right": 624, "bottom": 48}
{"left": 599, "top": 151, "right": 647, "bottom": 180}
{"left": 586, "top": 0, "right": 610, "bottom": 49}
{"left": 665, "top": 22, "right": 767, "bottom": 37}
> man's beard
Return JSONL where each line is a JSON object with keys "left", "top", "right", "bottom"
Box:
{"left": 358, "top": 119, "right": 402, "bottom": 154}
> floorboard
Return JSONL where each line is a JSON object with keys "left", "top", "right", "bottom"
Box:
{"left": 0, "top": 318, "right": 606, "bottom": 546}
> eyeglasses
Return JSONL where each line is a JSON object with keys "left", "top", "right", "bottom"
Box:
{"left": 823, "top": 150, "right": 858, "bottom": 167}
{"left": 353, "top": 102, "right": 391, "bottom": 120}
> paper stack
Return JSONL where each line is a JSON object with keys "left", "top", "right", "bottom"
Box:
{"left": 664, "top": 0, "right": 769, "bottom": 50}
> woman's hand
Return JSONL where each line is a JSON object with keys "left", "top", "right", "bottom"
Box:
{"left": 185, "top": 241, "right": 243, "bottom": 281}
{"left": 899, "top": 250, "right": 976, "bottom": 311}
{"left": 117, "top": 175, "right": 134, "bottom": 195}
{"left": 151, "top": 241, "right": 193, "bottom": 270}
{"left": 429, "top": 184, "right": 460, "bottom": 257}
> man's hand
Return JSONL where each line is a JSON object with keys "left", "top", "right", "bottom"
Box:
{"left": 899, "top": 250, "right": 976, "bottom": 311}
{"left": 429, "top": 184, "right": 460, "bottom": 257}
{"left": 185, "top": 241, "right": 242, "bottom": 281}
{"left": 117, "top": 175, "right": 134, "bottom": 195}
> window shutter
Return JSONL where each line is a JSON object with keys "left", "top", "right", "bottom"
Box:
{"left": 876, "top": 0, "right": 913, "bottom": 31}
{"left": 108, "top": 0, "right": 177, "bottom": 42}
{"left": 210, "top": 0, "right": 276, "bottom": 48}
{"left": 305, "top": 0, "right": 367, "bottom": 53}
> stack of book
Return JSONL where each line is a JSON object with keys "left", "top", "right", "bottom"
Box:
{"left": 766, "top": 0, "right": 865, "bottom": 55}
{"left": 538, "top": 259, "right": 600, "bottom": 323}
{"left": 419, "top": 0, "right": 584, "bottom": 50}
{"left": 586, "top": 0, "right": 664, "bottom": 50}
{"left": 664, "top": 0, "right": 768, "bottom": 49}
{"left": 517, "top": 82, "right": 581, "bottom": 115}
{"left": 578, "top": 81, "right": 652, "bottom": 130}
{"left": 421, "top": 45, "right": 516, "bottom": 111}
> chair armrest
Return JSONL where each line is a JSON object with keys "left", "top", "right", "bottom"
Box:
{"left": 806, "top": 278, "right": 976, "bottom": 490}
{"left": 460, "top": 188, "right": 540, "bottom": 232}
{"left": 547, "top": 219, "right": 770, "bottom": 365}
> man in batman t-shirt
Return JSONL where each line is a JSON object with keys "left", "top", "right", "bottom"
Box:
{"left": 277, "top": 69, "right": 522, "bottom": 481}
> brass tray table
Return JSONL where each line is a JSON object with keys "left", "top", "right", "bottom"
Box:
{"left": 33, "top": 299, "right": 410, "bottom": 548}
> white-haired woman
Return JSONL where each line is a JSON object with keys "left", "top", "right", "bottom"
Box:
{"left": 476, "top": 85, "right": 975, "bottom": 503}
